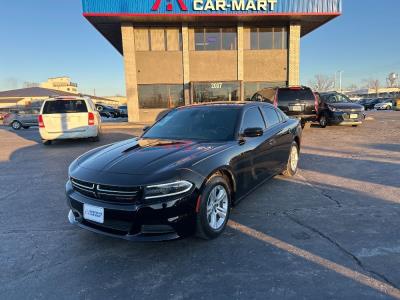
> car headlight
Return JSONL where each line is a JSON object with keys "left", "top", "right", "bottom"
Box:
{"left": 144, "top": 180, "right": 193, "bottom": 200}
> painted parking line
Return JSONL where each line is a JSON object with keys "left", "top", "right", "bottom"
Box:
{"left": 228, "top": 221, "right": 400, "bottom": 299}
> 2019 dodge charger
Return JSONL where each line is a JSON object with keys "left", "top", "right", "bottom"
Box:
{"left": 66, "top": 102, "right": 302, "bottom": 241}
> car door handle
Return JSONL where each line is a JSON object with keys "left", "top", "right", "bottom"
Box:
{"left": 268, "top": 139, "right": 276, "bottom": 146}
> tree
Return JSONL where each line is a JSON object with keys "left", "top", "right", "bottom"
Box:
{"left": 308, "top": 75, "right": 335, "bottom": 92}
{"left": 364, "top": 79, "right": 380, "bottom": 97}
{"left": 347, "top": 84, "right": 358, "bottom": 92}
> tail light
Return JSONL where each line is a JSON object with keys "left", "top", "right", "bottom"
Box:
{"left": 88, "top": 112, "right": 95, "bottom": 126}
{"left": 314, "top": 93, "right": 319, "bottom": 113}
{"left": 273, "top": 90, "right": 278, "bottom": 108}
{"left": 38, "top": 115, "right": 45, "bottom": 128}
{"left": 3, "top": 113, "right": 10, "bottom": 120}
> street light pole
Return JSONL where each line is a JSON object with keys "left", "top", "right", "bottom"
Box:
{"left": 336, "top": 71, "right": 343, "bottom": 92}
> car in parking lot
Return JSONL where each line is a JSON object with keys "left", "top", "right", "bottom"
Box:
{"left": 39, "top": 97, "right": 102, "bottom": 145}
{"left": 3, "top": 108, "right": 40, "bottom": 130}
{"left": 317, "top": 92, "right": 365, "bottom": 128}
{"left": 66, "top": 102, "right": 302, "bottom": 241}
{"left": 118, "top": 105, "right": 128, "bottom": 118}
{"left": 362, "top": 98, "right": 385, "bottom": 110}
{"left": 374, "top": 99, "right": 393, "bottom": 110}
{"left": 253, "top": 86, "right": 318, "bottom": 127}
{"left": 95, "top": 104, "right": 120, "bottom": 118}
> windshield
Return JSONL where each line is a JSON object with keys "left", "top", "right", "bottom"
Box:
{"left": 326, "top": 93, "right": 351, "bottom": 103}
{"left": 143, "top": 107, "right": 241, "bottom": 141}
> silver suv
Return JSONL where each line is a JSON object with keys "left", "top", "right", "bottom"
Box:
{"left": 3, "top": 108, "right": 40, "bottom": 130}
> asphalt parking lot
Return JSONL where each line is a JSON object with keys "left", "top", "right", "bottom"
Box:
{"left": 1, "top": 111, "right": 400, "bottom": 299}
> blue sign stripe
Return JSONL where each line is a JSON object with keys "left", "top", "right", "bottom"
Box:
{"left": 82, "top": 0, "right": 342, "bottom": 15}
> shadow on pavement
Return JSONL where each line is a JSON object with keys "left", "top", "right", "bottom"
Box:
{"left": 2, "top": 172, "right": 400, "bottom": 299}
{"left": 300, "top": 152, "right": 400, "bottom": 188}
{"left": 364, "top": 143, "right": 400, "bottom": 153}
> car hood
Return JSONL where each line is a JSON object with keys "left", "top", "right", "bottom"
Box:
{"left": 328, "top": 102, "right": 364, "bottom": 110}
{"left": 76, "top": 138, "right": 231, "bottom": 175}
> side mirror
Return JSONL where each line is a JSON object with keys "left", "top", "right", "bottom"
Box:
{"left": 143, "top": 126, "right": 151, "bottom": 132}
{"left": 242, "top": 127, "right": 264, "bottom": 138}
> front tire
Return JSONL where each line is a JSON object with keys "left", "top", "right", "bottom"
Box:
{"left": 319, "top": 113, "right": 328, "bottom": 128}
{"left": 11, "top": 121, "right": 22, "bottom": 130}
{"left": 283, "top": 142, "right": 299, "bottom": 177}
{"left": 42, "top": 140, "right": 52, "bottom": 146}
{"left": 196, "top": 175, "right": 231, "bottom": 240}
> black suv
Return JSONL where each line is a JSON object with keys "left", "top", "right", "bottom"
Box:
{"left": 317, "top": 92, "right": 365, "bottom": 128}
{"left": 252, "top": 86, "right": 318, "bottom": 126}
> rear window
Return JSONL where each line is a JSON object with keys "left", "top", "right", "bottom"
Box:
{"left": 278, "top": 88, "right": 314, "bottom": 102}
{"left": 43, "top": 100, "right": 88, "bottom": 114}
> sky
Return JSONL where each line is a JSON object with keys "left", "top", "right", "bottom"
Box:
{"left": 0, "top": 0, "right": 399, "bottom": 95}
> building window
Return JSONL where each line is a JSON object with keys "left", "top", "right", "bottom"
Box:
{"left": 193, "top": 81, "right": 240, "bottom": 103}
{"left": 135, "top": 28, "right": 182, "bottom": 51}
{"left": 194, "top": 28, "right": 237, "bottom": 51}
{"left": 138, "top": 84, "right": 184, "bottom": 109}
{"left": 248, "top": 27, "right": 287, "bottom": 50}
{"left": 244, "top": 82, "right": 287, "bottom": 101}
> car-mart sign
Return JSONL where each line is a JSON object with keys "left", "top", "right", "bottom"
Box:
{"left": 193, "top": 0, "right": 277, "bottom": 11}
{"left": 82, "top": 0, "right": 342, "bottom": 16}
{"left": 152, "top": 0, "right": 278, "bottom": 12}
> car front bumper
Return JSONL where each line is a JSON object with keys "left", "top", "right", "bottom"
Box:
{"left": 66, "top": 180, "right": 198, "bottom": 241}
{"left": 328, "top": 112, "right": 365, "bottom": 126}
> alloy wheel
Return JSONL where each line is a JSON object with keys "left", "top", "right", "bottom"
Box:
{"left": 12, "top": 121, "right": 21, "bottom": 130}
{"left": 320, "top": 115, "right": 327, "bottom": 127}
{"left": 290, "top": 145, "right": 299, "bottom": 172}
{"left": 206, "top": 185, "right": 228, "bottom": 230}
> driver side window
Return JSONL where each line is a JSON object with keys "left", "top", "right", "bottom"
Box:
{"left": 241, "top": 107, "right": 266, "bottom": 132}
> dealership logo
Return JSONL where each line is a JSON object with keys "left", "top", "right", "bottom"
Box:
{"left": 152, "top": 0, "right": 189, "bottom": 11}
{"left": 194, "top": 0, "right": 278, "bottom": 11}
{"left": 151, "top": 0, "right": 278, "bottom": 12}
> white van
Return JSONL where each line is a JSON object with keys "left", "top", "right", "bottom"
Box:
{"left": 39, "top": 97, "right": 102, "bottom": 145}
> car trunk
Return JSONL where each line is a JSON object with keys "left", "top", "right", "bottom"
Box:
{"left": 43, "top": 113, "right": 89, "bottom": 133}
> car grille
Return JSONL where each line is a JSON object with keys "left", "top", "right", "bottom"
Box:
{"left": 71, "top": 178, "right": 142, "bottom": 204}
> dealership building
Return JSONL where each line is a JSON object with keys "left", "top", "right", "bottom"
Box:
{"left": 82, "top": 0, "right": 341, "bottom": 122}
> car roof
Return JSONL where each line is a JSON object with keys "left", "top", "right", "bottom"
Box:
{"left": 176, "top": 101, "right": 275, "bottom": 110}
{"left": 45, "top": 96, "right": 87, "bottom": 102}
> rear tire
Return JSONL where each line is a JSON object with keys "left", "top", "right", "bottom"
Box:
{"left": 283, "top": 142, "right": 299, "bottom": 177}
{"left": 42, "top": 140, "right": 52, "bottom": 146}
{"left": 11, "top": 121, "right": 22, "bottom": 130}
{"left": 91, "top": 133, "right": 100, "bottom": 142}
{"left": 196, "top": 174, "right": 231, "bottom": 240}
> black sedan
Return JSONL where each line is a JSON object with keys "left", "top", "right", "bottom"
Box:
{"left": 66, "top": 102, "right": 302, "bottom": 241}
